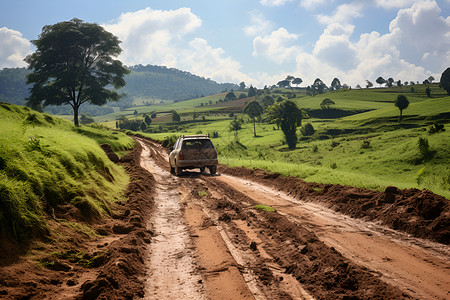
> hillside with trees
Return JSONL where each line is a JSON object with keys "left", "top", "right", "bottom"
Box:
{"left": 0, "top": 64, "right": 238, "bottom": 115}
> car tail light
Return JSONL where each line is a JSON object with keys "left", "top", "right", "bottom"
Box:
{"left": 179, "top": 151, "right": 184, "bottom": 160}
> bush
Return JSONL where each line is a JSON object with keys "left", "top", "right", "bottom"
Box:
{"left": 361, "top": 140, "right": 371, "bottom": 149}
{"left": 418, "top": 137, "right": 433, "bottom": 158}
{"left": 300, "top": 123, "right": 315, "bottom": 136}
{"left": 428, "top": 123, "right": 445, "bottom": 134}
{"left": 162, "top": 135, "right": 178, "bottom": 148}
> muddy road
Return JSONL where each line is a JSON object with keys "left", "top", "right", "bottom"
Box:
{"left": 139, "top": 139, "right": 449, "bottom": 299}
{"left": 1, "top": 138, "right": 448, "bottom": 299}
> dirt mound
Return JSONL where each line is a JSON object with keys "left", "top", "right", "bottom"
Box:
{"left": 220, "top": 166, "right": 449, "bottom": 245}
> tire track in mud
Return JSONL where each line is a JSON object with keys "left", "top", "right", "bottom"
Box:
{"left": 139, "top": 142, "right": 205, "bottom": 299}
{"left": 211, "top": 174, "right": 450, "bottom": 300}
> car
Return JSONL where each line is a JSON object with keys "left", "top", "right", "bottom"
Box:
{"left": 169, "top": 134, "right": 218, "bottom": 176}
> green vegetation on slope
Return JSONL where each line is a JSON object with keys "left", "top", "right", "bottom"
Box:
{"left": 136, "top": 85, "right": 449, "bottom": 199}
{"left": 0, "top": 103, "right": 135, "bottom": 241}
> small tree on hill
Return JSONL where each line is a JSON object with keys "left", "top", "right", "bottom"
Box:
{"left": 320, "top": 98, "right": 335, "bottom": 109}
{"left": 243, "top": 100, "right": 264, "bottom": 137}
{"left": 267, "top": 100, "right": 305, "bottom": 149}
{"left": 440, "top": 67, "right": 450, "bottom": 95}
{"left": 225, "top": 91, "right": 236, "bottom": 101}
{"left": 228, "top": 119, "right": 242, "bottom": 141}
{"left": 144, "top": 114, "right": 152, "bottom": 125}
{"left": 292, "top": 77, "right": 303, "bottom": 87}
{"left": 376, "top": 76, "right": 386, "bottom": 87}
{"left": 261, "top": 95, "right": 274, "bottom": 108}
{"left": 248, "top": 86, "right": 257, "bottom": 97}
{"left": 395, "top": 95, "right": 409, "bottom": 123}
{"left": 171, "top": 110, "right": 181, "bottom": 123}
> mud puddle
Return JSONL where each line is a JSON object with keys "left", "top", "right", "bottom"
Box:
{"left": 139, "top": 142, "right": 205, "bottom": 299}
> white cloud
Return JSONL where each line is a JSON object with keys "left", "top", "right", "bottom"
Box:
{"left": 0, "top": 27, "right": 32, "bottom": 68}
{"left": 374, "top": 0, "right": 415, "bottom": 9}
{"left": 252, "top": 28, "right": 300, "bottom": 63}
{"left": 260, "top": 0, "right": 294, "bottom": 6}
{"left": 103, "top": 7, "right": 253, "bottom": 84}
{"left": 103, "top": 7, "right": 201, "bottom": 67}
{"left": 279, "top": 0, "right": 449, "bottom": 88}
{"left": 243, "top": 11, "right": 274, "bottom": 36}
{"left": 300, "top": 0, "right": 329, "bottom": 10}
{"left": 316, "top": 3, "right": 364, "bottom": 25}
{"left": 313, "top": 23, "right": 358, "bottom": 71}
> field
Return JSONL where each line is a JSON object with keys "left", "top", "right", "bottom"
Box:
{"left": 107, "top": 84, "right": 449, "bottom": 199}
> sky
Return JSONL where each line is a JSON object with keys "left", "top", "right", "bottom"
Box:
{"left": 0, "top": 0, "right": 449, "bottom": 88}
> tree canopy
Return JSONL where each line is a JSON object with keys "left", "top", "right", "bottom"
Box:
{"left": 243, "top": 100, "right": 264, "bottom": 137}
{"left": 267, "top": 100, "right": 305, "bottom": 149}
{"left": 440, "top": 67, "right": 450, "bottom": 95}
{"left": 25, "top": 18, "right": 129, "bottom": 126}
{"left": 395, "top": 94, "right": 409, "bottom": 123}
{"left": 320, "top": 98, "right": 335, "bottom": 109}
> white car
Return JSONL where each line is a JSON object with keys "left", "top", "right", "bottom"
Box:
{"left": 169, "top": 134, "right": 218, "bottom": 176}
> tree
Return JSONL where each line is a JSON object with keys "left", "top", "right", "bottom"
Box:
{"left": 25, "top": 18, "right": 129, "bottom": 126}
{"left": 248, "top": 85, "right": 257, "bottom": 97}
{"left": 261, "top": 95, "right": 274, "bottom": 108}
{"left": 376, "top": 76, "right": 386, "bottom": 87}
{"left": 171, "top": 110, "right": 181, "bottom": 122}
{"left": 395, "top": 95, "right": 409, "bottom": 123}
{"left": 292, "top": 77, "right": 303, "bottom": 87}
{"left": 387, "top": 78, "right": 394, "bottom": 87}
{"left": 225, "top": 91, "right": 236, "bottom": 101}
{"left": 426, "top": 87, "right": 431, "bottom": 97}
{"left": 320, "top": 98, "right": 335, "bottom": 109}
{"left": 228, "top": 119, "right": 242, "bottom": 141}
{"left": 277, "top": 80, "right": 290, "bottom": 88}
{"left": 330, "top": 78, "right": 341, "bottom": 91}
{"left": 239, "top": 81, "right": 246, "bottom": 90}
{"left": 312, "top": 78, "right": 326, "bottom": 94}
{"left": 428, "top": 76, "right": 435, "bottom": 83}
{"left": 366, "top": 80, "right": 373, "bottom": 88}
{"left": 243, "top": 100, "right": 264, "bottom": 137}
{"left": 144, "top": 114, "right": 152, "bottom": 125}
{"left": 396, "top": 80, "right": 402, "bottom": 87}
{"left": 267, "top": 100, "right": 305, "bottom": 149}
{"left": 440, "top": 67, "right": 450, "bottom": 95}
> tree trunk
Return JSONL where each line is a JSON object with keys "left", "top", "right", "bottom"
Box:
{"left": 253, "top": 118, "right": 256, "bottom": 137}
{"left": 73, "top": 105, "right": 80, "bottom": 127}
{"left": 398, "top": 109, "right": 403, "bottom": 123}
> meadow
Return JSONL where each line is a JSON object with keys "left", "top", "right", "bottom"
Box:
{"left": 123, "top": 84, "right": 449, "bottom": 199}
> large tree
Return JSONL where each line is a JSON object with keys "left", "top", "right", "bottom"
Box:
{"left": 243, "top": 100, "right": 264, "bottom": 137}
{"left": 267, "top": 100, "right": 305, "bottom": 149}
{"left": 25, "top": 18, "right": 129, "bottom": 126}
{"left": 395, "top": 95, "right": 409, "bottom": 123}
{"left": 440, "top": 67, "right": 450, "bottom": 95}
{"left": 376, "top": 76, "right": 386, "bottom": 87}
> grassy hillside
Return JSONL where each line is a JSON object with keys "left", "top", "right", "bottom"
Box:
{"left": 0, "top": 103, "right": 135, "bottom": 241}
{"left": 128, "top": 85, "right": 449, "bottom": 198}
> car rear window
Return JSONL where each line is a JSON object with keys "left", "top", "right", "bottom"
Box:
{"left": 182, "top": 139, "right": 214, "bottom": 149}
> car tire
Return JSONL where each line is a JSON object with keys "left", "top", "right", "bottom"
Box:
{"left": 209, "top": 165, "right": 217, "bottom": 175}
{"left": 199, "top": 167, "right": 205, "bottom": 173}
{"left": 175, "top": 164, "right": 182, "bottom": 176}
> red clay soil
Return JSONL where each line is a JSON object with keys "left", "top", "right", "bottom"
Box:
{"left": 0, "top": 142, "right": 155, "bottom": 299}
{"left": 220, "top": 166, "right": 450, "bottom": 245}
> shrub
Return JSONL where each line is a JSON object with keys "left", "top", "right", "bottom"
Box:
{"left": 428, "top": 123, "right": 445, "bottom": 134}
{"left": 418, "top": 137, "right": 432, "bottom": 157}
{"left": 330, "top": 140, "right": 340, "bottom": 148}
{"left": 300, "top": 123, "right": 315, "bottom": 136}
{"left": 361, "top": 140, "right": 371, "bottom": 149}
{"left": 330, "top": 162, "right": 338, "bottom": 169}
{"left": 312, "top": 145, "right": 319, "bottom": 152}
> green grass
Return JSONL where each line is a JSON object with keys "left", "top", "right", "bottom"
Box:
{"left": 254, "top": 204, "right": 276, "bottom": 212}
{"left": 0, "top": 103, "right": 134, "bottom": 241}
{"left": 141, "top": 85, "right": 449, "bottom": 199}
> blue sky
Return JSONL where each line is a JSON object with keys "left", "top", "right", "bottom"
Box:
{"left": 0, "top": 0, "right": 449, "bottom": 88}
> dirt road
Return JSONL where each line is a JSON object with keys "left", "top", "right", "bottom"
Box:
{"left": 138, "top": 139, "right": 450, "bottom": 299}
{"left": 1, "top": 138, "right": 448, "bottom": 299}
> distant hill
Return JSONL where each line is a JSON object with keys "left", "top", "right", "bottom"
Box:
{"left": 0, "top": 65, "right": 238, "bottom": 115}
